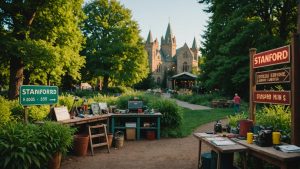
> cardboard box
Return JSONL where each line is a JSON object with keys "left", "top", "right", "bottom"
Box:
{"left": 125, "top": 122, "right": 136, "bottom": 128}
{"left": 126, "top": 128, "right": 136, "bottom": 140}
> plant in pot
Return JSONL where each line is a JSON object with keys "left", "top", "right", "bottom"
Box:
{"left": 0, "top": 121, "right": 74, "bottom": 169}
{"left": 39, "top": 122, "right": 75, "bottom": 169}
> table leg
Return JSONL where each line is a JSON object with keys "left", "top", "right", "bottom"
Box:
{"left": 137, "top": 117, "right": 140, "bottom": 140}
{"left": 242, "top": 152, "right": 247, "bottom": 169}
{"left": 198, "top": 140, "right": 202, "bottom": 169}
{"left": 157, "top": 116, "right": 160, "bottom": 139}
{"left": 217, "top": 152, "right": 221, "bottom": 169}
{"left": 111, "top": 117, "right": 115, "bottom": 135}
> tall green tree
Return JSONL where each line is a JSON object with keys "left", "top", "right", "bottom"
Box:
{"left": 198, "top": 0, "right": 297, "bottom": 98}
{"left": 0, "top": 0, "right": 85, "bottom": 99}
{"left": 81, "top": 0, "right": 148, "bottom": 90}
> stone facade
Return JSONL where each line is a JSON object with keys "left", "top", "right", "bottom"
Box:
{"left": 145, "top": 23, "right": 199, "bottom": 88}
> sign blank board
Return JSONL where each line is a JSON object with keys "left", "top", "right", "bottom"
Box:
{"left": 91, "top": 103, "right": 100, "bottom": 114}
{"left": 54, "top": 107, "right": 70, "bottom": 121}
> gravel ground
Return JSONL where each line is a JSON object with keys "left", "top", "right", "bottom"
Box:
{"left": 60, "top": 120, "right": 227, "bottom": 169}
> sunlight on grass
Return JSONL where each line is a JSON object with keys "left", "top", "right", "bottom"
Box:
{"left": 179, "top": 108, "right": 235, "bottom": 137}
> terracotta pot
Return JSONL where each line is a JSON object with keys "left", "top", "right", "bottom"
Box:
{"left": 107, "top": 133, "right": 113, "bottom": 147}
{"left": 48, "top": 152, "right": 62, "bottom": 169}
{"left": 73, "top": 134, "right": 89, "bottom": 156}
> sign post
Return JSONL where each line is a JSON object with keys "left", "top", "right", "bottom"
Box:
{"left": 292, "top": 34, "right": 300, "bottom": 145}
{"left": 249, "top": 48, "right": 257, "bottom": 122}
{"left": 250, "top": 45, "right": 293, "bottom": 140}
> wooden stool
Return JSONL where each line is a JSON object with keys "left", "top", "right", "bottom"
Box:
{"left": 88, "top": 124, "right": 110, "bottom": 155}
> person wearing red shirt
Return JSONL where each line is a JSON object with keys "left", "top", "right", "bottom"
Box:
{"left": 233, "top": 93, "right": 241, "bottom": 113}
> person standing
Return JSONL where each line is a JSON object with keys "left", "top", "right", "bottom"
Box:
{"left": 233, "top": 93, "right": 241, "bottom": 113}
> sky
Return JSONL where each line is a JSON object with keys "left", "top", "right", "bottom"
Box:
{"left": 118, "top": 0, "right": 211, "bottom": 48}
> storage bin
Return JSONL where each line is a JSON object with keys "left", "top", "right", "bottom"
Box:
{"left": 126, "top": 128, "right": 136, "bottom": 140}
{"left": 201, "top": 152, "right": 212, "bottom": 169}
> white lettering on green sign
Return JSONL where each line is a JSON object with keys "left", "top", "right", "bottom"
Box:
{"left": 21, "top": 89, "right": 57, "bottom": 95}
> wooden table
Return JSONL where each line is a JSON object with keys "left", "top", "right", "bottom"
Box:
{"left": 193, "top": 133, "right": 247, "bottom": 169}
{"left": 111, "top": 113, "right": 161, "bottom": 140}
{"left": 233, "top": 139, "right": 300, "bottom": 169}
{"left": 58, "top": 114, "right": 111, "bottom": 127}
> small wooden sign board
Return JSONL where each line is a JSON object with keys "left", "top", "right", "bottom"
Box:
{"left": 91, "top": 103, "right": 100, "bottom": 114}
{"left": 54, "top": 106, "right": 70, "bottom": 121}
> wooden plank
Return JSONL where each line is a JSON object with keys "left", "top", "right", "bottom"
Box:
{"left": 235, "top": 139, "right": 300, "bottom": 162}
{"left": 292, "top": 34, "right": 300, "bottom": 146}
{"left": 249, "top": 48, "right": 257, "bottom": 122}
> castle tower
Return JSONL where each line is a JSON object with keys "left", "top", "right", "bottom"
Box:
{"left": 161, "top": 23, "right": 176, "bottom": 57}
{"left": 145, "top": 30, "right": 160, "bottom": 72}
{"left": 191, "top": 37, "right": 198, "bottom": 59}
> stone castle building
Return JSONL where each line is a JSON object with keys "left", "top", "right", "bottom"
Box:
{"left": 145, "top": 23, "right": 199, "bottom": 88}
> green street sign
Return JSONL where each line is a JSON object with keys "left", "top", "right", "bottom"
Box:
{"left": 19, "top": 85, "right": 58, "bottom": 106}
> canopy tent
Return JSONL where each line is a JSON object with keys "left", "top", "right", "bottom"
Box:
{"left": 171, "top": 72, "right": 197, "bottom": 89}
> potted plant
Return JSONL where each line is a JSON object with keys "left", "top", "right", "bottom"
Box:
{"left": 0, "top": 121, "right": 75, "bottom": 169}
{"left": 40, "top": 122, "right": 75, "bottom": 169}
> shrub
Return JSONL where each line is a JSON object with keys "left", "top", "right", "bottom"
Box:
{"left": 0, "top": 96, "right": 12, "bottom": 125}
{"left": 28, "top": 105, "right": 50, "bottom": 122}
{"left": 92, "top": 94, "right": 117, "bottom": 106}
{"left": 58, "top": 94, "right": 82, "bottom": 110}
{"left": 227, "top": 112, "right": 248, "bottom": 127}
{"left": 149, "top": 99, "right": 182, "bottom": 136}
{"left": 0, "top": 122, "right": 75, "bottom": 169}
{"left": 256, "top": 105, "right": 291, "bottom": 133}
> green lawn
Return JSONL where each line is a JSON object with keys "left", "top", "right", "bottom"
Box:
{"left": 178, "top": 108, "right": 235, "bottom": 137}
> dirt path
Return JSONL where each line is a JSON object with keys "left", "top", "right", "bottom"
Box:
{"left": 162, "top": 93, "right": 212, "bottom": 110}
{"left": 60, "top": 120, "right": 227, "bottom": 169}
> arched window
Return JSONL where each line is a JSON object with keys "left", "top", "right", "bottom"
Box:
{"left": 182, "top": 62, "right": 189, "bottom": 72}
{"left": 183, "top": 51, "right": 188, "bottom": 58}
{"left": 156, "top": 64, "right": 161, "bottom": 73}
{"left": 157, "top": 77, "right": 161, "bottom": 84}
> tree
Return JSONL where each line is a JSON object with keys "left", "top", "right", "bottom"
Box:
{"left": 198, "top": 0, "right": 297, "bottom": 98}
{"left": 0, "top": 0, "right": 85, "bottom": 99}
{"left": 81, "top": 0, "right": 148, "bottom": 90}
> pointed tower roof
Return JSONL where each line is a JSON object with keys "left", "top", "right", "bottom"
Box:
{"left": 192, "top": 37, "right": 198, "bottom": 50}
{"left": 165, "top": 23, "right": 173, "bottom": 43}
{"left": 146, "top": 30, "right": 153, "bottom": 44}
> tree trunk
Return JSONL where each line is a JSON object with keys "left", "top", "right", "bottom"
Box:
{"left": 298, "top": 1, "right": 300, "bottom": 33}
{"left": 47, "top": 73, "right": 51, "bottom": 86}
{"left": 102, "top": 75, "right": 109, "bottom": 91}
{"left": 23, "top": 70, "right": 31, "bottom": 85}
{"left": 8, "top": 56, "right": 24, "bottom": 100}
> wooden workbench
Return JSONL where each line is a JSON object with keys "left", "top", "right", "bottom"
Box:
{"left": 58, "top": 114, "right": 111, "bottom": 126}
{"left": 233, "top": 139, "right": 300, "bottom": 169}
{"left": 111, "top": 113, "right": 161, "bottom": 140}
{"left": 193, "top": 133, "right": 247, "bottom": 169}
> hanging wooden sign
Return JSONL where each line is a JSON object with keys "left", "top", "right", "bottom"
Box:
{"left": 256, "top": 68, "right": 290, "bottom": 84}
{"left": 253, "top": 91, "right": 291, "bottom": 105}
{"left": 253, "top": 45, "right": 290, "bottom": 68}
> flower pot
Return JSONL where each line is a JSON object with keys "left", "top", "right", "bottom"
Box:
{"left": 73, "top": 134, "right": 89, "bottom": 156}
{"left": 48, "top": 152, "right": 62, "bottom": 169}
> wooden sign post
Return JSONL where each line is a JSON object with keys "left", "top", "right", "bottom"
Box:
{"left": 249, "top": 45, "right": 297, "bottom": 144}
{"left": 292, "top": 34, "right": 300, "bottom": 145}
